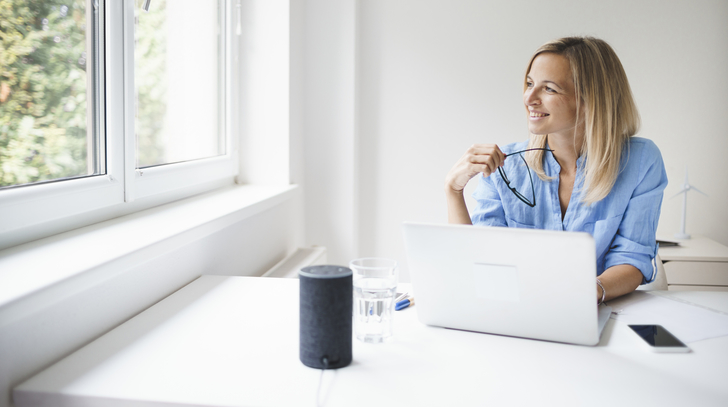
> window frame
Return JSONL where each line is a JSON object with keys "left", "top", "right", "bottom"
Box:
{"left": 0, "top": 0, "right": 238, "bottom": 250}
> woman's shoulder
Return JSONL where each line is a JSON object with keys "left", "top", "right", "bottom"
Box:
{"left": 623, "top": 137, "right": 666, "bottom": 178}
{"left": 627, "top": 136, "right": 662, "bottom": 159}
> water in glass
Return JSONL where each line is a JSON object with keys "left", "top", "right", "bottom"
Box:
{"left": 353, "top": 277, "right": 396, "bottom": 343}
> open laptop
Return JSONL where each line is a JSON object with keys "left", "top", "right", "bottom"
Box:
{"left": 401, "top": 222, "right": 611, "bottom": 346}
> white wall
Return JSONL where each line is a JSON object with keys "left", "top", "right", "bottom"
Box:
{"left": 333, "top": 0, "right": 728, "bottom": 281}
{"left": 300, "top": 0, "right": 359, "bottom": 266}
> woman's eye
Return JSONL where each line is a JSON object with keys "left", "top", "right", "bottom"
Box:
{"left": 526, "top": 81, "right": 533, "bottom": 88}
{"left": 545, "top": 87, "right": 556, "bottom": 93}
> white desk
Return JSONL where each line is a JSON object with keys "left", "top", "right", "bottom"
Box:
{"left": 14, "top": 276, "right": 728, "bottom": 406}
{"left": 659, "top": 235, "right": 728, "bottom": 291}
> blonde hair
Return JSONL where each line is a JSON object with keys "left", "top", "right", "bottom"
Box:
{"left": 524, "top": 37, "right": 640, "bottom": 204}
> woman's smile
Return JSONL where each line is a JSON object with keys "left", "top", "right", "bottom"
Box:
{"left": 529, "top": 110, "right": 550, "bottom": 120}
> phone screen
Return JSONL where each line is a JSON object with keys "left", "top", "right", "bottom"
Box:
{"left": 628, "top": 324, "right": 687, "bottom": 347}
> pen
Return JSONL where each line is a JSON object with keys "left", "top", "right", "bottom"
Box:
{"left": 395, "top": 297, "right": 414, "bottom": 311}
{"left": 395, "top": 292, "right": 409, "bottom": 303}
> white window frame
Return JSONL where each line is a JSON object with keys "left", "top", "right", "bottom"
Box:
{"left": 0, "top": 0, "right": 239, "bottom": 250}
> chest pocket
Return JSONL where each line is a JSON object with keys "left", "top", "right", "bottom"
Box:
{"left": 497, "top": 164, "right": 544, "bottom": 229}
{"left": 505, "top": 216, "right": 537, "bottom": 229}
{"left": 504, "top": 198, "right": 540, "bottom": 228}
{"left": 502, "top": 189, "right": 541, "bottom": 229}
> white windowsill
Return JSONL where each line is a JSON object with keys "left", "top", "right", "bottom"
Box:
{"left": 0, "top": 184, "right": 298, "bottom": 326}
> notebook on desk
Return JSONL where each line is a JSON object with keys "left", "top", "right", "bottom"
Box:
{"left": 401, "top": 222, "right": 611, "bottom": 346}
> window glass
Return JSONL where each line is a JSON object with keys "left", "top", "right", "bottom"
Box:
{"left": 134, "top": 0, "right": 223, "bottom": 168}
{"left": 0, "top": 0, "right": 102, "bottom": 188}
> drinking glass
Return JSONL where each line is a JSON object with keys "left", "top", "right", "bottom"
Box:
{"left": 350, "top": 258, "right": 398, "bottom": 343}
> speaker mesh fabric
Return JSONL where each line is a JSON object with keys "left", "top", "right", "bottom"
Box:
{"left": 299, "top": 265, "right": 353, "bottom": 369}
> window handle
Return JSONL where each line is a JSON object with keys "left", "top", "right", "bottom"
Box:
{"left": 142, "top": 0, "right": 151, "bottom": 12}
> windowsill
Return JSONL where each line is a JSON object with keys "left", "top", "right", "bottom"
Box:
{"left": 0, "top": 184, "right": 298, "bottom": 326}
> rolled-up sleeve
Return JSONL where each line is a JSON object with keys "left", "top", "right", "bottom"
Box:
{"left": 470, "top": 174, "right": 508, "bottom": 227}
{"left": 604, "top": 140, "right": 668, "bottom": 283}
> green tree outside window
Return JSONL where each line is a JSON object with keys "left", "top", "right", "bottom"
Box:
{"left": 0, "top": 0, "right": 90, "bottom": 188}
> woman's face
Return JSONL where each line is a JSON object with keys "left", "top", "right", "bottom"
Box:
{"left": 523, "top": 52, "right": 580, "bottom": 138}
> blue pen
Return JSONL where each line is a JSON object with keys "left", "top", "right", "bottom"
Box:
{"left": 395, "top": 297, "right": 414, "bottom": 311}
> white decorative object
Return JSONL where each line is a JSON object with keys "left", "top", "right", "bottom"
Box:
{"left": 671, "top": 166, "right": 707, "bottom": 240}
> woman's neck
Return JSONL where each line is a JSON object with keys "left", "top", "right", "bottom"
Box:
{"left": 548, "top": 133, "right": 584, "bottom": 174}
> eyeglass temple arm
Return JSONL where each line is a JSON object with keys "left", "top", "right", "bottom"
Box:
{"left": 503, "top": 148, "right": 554, "bottom": 157}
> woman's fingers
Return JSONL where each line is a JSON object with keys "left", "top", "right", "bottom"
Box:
{"left": 466, "top": 145, "right": 505, "bottom": 175}
{"left": 468, "top": 144, "right": 505, "bottom": 167}
{"left": 468, "top": 153, "right": 499, "bottom": 173}
{"left": 445, "top": 144, "right": 505, "bottom": 192}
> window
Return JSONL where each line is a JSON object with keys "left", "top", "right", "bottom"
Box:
{"left": 0, "top": 0, "right": 103, "bottom": 189}
{"left": 134, "top": 0, "right": 224, "bottom": 168}
{"left": 0, "top": 0, "right": 238, "bottom": 250}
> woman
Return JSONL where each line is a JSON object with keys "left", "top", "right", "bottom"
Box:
{"left": 445, "top": 37, "right": 667, "bottom": 303}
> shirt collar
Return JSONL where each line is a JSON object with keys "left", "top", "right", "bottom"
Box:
{"left": 543, "top": 141, "right": 586, "bottom": 175}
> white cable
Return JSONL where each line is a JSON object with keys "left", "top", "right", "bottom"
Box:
{"left": 316, "top": 357, "right": 329, "bottom": 407}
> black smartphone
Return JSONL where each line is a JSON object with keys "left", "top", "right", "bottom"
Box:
{"left": 628, "top": 324, "right": 690, "bottom": 353}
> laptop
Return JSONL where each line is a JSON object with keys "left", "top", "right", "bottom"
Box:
{"left": 401, "top": 222, "right": 611, "bottom": 346}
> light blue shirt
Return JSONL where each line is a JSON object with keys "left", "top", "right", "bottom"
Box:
{"left": 471, "top": 137, "right": 668, "bottom": 283}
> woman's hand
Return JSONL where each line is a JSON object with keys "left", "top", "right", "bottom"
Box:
{"left": 445, "top": 144, "right": 505, "bottom": 193}
{"left": 445, "top": 144, "right": 505, "bottom": 225}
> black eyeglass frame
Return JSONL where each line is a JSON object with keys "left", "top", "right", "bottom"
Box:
{"left": 497, "top": 148, "right": 554, "bottom": 208}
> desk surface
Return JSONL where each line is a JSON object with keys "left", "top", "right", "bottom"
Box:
{"left": 14, "top": 276, "right": 728, "bottom": 407}
{"left": 658, "top": 235, "right": 728, "bottom": 262}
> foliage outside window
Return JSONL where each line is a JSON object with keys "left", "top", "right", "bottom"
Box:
{"left": 0, "top": 0, "right": 93, "bottom": 188}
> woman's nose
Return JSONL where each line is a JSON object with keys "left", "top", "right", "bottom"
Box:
{"left": 524, "top": 89, "right": 540, "bottom": 105}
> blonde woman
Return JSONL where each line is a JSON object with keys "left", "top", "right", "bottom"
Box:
{"left": 445, "top": 37, "right": 667, "bottom": 303}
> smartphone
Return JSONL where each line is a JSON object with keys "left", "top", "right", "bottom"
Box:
{"left": 628, "top": 324, "right": 691, "bottom": 353}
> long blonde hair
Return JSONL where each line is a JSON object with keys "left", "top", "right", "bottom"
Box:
{"left": 524, "top": 37, "right": 640, "bottom": 204}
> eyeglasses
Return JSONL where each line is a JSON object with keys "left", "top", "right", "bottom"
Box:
{"left": 497, "top": 148, "right": 554, "bottom": 207}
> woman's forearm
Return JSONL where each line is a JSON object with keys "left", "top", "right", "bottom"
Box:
{"left": 446, "top": 188, "right": 472, "bottom": 225}
{"left": 598, "top": 264, "right": 643, "bottom": 302}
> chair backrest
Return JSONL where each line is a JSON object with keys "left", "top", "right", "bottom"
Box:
{"left": 636, "top": 253, "right": 668, "bottom": 291}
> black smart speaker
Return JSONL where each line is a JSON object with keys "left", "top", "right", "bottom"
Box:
{"left": 299, "top": 265, "right": 353, "bottom": 369}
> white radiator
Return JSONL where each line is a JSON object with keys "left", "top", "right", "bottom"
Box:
{"left": 261, "top": 246, "right": 327, "bottom": 278}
